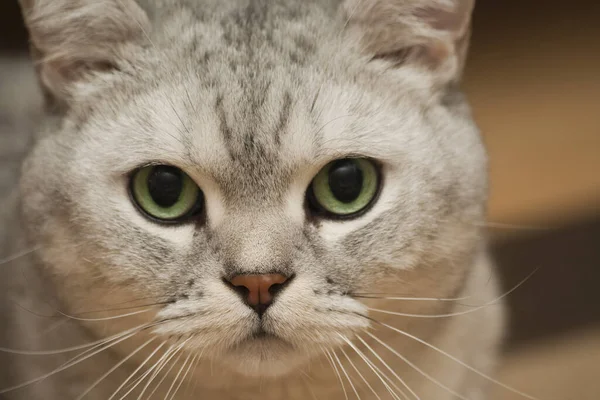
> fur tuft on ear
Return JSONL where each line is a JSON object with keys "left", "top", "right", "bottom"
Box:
{"left": 19, "top": 0, "right": 150, "bottom": 110}
{"left": 344, "top": 0, "right": 475, "bottom": 82}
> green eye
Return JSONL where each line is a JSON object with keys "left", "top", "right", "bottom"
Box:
{"left": 131, "top": 165, "right": 203, "bottom": 222}
{"left": 309, "top": 158, "right": 380, "bottom": 217}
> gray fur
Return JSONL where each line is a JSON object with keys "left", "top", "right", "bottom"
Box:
{"left": 1, "top": 0, "right": 505, "bottom": 399}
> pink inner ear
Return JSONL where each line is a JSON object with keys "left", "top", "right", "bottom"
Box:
{"left": 415, "top": 1, "right": 473, "bottom": 35}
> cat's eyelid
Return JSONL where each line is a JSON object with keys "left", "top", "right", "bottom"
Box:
{"left": 312, "top": 153, "right": 378, "bottom": 169}
{"left": 123, "top": 160, "right": 200, "bottom": 177}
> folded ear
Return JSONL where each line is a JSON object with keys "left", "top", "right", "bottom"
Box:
{"left": 19, "top": 0, "right": 150, "bottom": 110}
{"left": 344, "top": 0, "right": 475, "bottom": 83}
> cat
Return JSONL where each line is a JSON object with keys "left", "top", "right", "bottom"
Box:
{"left": 0, "top": 0, "right": 509, "bottom": 399}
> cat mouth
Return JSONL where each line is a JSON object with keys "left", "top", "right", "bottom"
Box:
{"left": 247, "top": 327, "right": 288, "bottom": 344}
{"left": 225, "top": 328, "right": 295, "bottom": 363}
{"left": 251, "top": 328, "right": 272, "bottom": 339}
{"left": 237, "top": 328, "right": 294, "bottom": 350}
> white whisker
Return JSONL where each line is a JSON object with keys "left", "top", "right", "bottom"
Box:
{"left": 135, "top": 342, "right": 185, "bottom": 400}
{"left": 32, "top": 318, "right": 69, "bottom": 339}
{"left": 341, "top": 0, "right": 363, "bottom": 30}
{"left": 333, "top": 350, "right": 361, "bottom": 400}
{"left": 183, "top": 352, "right": 202, "bottom": 398}
{"left": 145, "top": 342, "right": 187, "bottom": 399}
{"left": 0, "top": 322, "right": 152, "bottom": 355}
{"left": 300, "top": 373, "right": 320, "bottom": 400}
{"left": 339, "top": 344, "right": 382, "bottom": 400}
{"left": 164, "top": 352, "right": 192, "bottom": 400}
{"left": 353, "top": 295, "right": 470, "bottom": 301}
{"left": 117, "top": 370, "right": 149, "bottom": 397}
{"left": 115, "top": 0, "right": 155, "bottom": 48}
{"left": 56, "top": 331, "right": 145, "bottom": 375}
{"left": 0, "top": 246, "right": 41, "bottom": 267}
{"left": 75, "top": 298, "right": 172, "bottom": 315}
{"left": 372, "top": 324, "right": 537, "bottom": 399}
{"left": 364, "top": 332, "right": 467, "bottom": 400}
{"left": 476, "top": 221, "right": 551, "bottom": 231}
{"left": 57, "top": 308, "right": 155, "bottom": 322}
{"left": 341, "top": 337, "right": 403, "bottom": 400}
{"left": 369, "top": 267, "right": 539, "bottom": 318}
{"left": 429, "top": 216, "right": 553, "bottom": 232}
{"left": 0, "top": 327, "right": 143, "bottom": 394}
{"left": 354, "top": 335, "right": 417, "bottom": 400}
{"left": 106, "top": 340, "right": 167, "bottom": 400}
{"left": 75, "top": 337, "right": 158, "bottom": 399}
{"left": 323, "top": 348, "right": 349, "bottom": 400}
{"left": 168, "top": 352, "right": 196, "bottom": 400}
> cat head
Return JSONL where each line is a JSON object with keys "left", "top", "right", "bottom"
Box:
{"left": 19, "top": 0, "right": 485, "bottom": 377}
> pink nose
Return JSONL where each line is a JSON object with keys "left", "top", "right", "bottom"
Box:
{"left": 227, "top": 274, "right": 289, "bottom": 314}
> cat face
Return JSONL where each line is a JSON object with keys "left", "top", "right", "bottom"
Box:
{"left": 19, "top": 0, "right": 485, "bottom": 377}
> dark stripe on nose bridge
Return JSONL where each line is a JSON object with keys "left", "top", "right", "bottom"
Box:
{"left": 273, "top": 91, "right": 292, "bottom": 146}
{"left": 215, "top": 94, "right": 232, "bottom": 141}
{"left": 215, "top": 94, "right": 238, "bottom": 161}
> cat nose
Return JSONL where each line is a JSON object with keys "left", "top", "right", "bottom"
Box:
{"left": 226, "top": 274, "right": 291, "bottom": 315}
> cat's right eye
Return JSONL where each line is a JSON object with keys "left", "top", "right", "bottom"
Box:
{"left": 130, "top": 165, "right": 203, "bottom": 223}
{"left": 307, "top": 158, "right": 380, "bottom": 219}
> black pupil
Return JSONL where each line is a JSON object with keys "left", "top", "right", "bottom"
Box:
{"left": 328, "top": 160, "right": 363, "bottom": 203}
{"left": 147, "top": 166, "right": 183, "bottom": 207}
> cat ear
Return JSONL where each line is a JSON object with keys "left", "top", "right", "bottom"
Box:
{"left": 344, "top": 0, "right": 474, "bottom": 83}
{"left": 19, "top": 0, "right": 150, "bottom": 110}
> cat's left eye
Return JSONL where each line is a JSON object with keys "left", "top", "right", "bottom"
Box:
{"left": 307, "top": 158, "right": 380, "bottom": 218}
{"left": 130, "top": 165, "right": 203, "bottom": 222}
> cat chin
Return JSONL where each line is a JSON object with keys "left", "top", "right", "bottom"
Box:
{"left": 219, "top": 335, "right": 309, "bottom": 378}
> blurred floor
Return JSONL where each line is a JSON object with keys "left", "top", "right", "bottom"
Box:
{"left": 490, "top": 219, "right": 600, "bottom": 400}
{"left": 492, "top": 327, "right": 600, "bottom": 400}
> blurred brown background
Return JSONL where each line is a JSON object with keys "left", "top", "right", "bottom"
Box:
{"left": 466, "top": 2, "right": 600, "bottom": 399}
{"left": 1, "top": 0, "right": 599, "bottom": 399}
